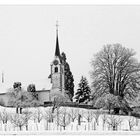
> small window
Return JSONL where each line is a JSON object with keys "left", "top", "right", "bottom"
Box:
{"left": 55, "top": 67, "right": 58, "bottom": 73}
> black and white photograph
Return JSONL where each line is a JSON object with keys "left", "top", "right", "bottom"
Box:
{"left": 0, "top": 2, "right": 140, "bottom": 136}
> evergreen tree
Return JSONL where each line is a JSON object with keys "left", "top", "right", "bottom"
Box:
{"left": 13, "top": 82, "right": 22, "bottom": 90}
{"left": 75, "top": 76, "right": 91, "bottom": 104}
{"left": 27, "top": 84, "right": 38, "bottom": 100}
{"left": 61, "top": 52, "right": 74, "bottom": 101}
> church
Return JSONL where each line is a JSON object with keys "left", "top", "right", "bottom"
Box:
{"left": 37, "top": 25, "right": 70, "bottom": 103}
{"left": 0, "top": 24, "right": 70, "bottom": 106}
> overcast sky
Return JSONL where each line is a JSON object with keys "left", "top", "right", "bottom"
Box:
{"left": 0, "top": 5, "right": 140, "bottom": 90}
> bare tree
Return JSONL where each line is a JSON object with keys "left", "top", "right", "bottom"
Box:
{"left": 73, "top": 109, "right": 82, "bottom": 126}
{"left": 83, "top": 111, "right": 94, "bottom": 130}
{"left": 53, "top": 107, "right": 64, "bottom": 130}
{"left": 0, "top": 109, "right": 9, "bottom": 124}
{"left": 33, "top": 108, "right": 43, "bottom": 130}
{"left": 0, "top": 109, "right": 9, "bottom": 131}
{"left": 44, "top": 108, "right": 54, "bottom": 122}
{"left": 57, "top": 109, "right": 71, "bottom": 130}
{"left": 91, "top": 44, "right": 140, "bottom": 101}
{"left": 69, "top": 109, "right": 78, "bottom": 122}
{"left": 43, "top": 112, "right": 49, "bottom": 130}
{"left": 135, "top": 118, "right": 139, "bottom": 126}
{"left": 128, "top": 117, "right": 136, "bottom": 131}
{"left": 50, "top": 96, "right": 67, "bottom": 130}
{"left": 93, "top": 110, "right": 100, "bottom": 126}
{"left": 10, "top": 114, "right": 27, "bottom": 131}
{"left": 106, "top": 115, "right": 123, "bottom": 131}
{"left": 44, "top": 108, "right": 55, "bottom": 130}
{"left": 102, "top": 114, "right": 108, "bottom": 130}
{"left": 77, "top": 114, "right": 82, "bottom": 126}
{"left": 34, "top": 108, "right": 43, "bottom": 123}
{"left": 22, "top": 109, "right": 32, "bottom": 131}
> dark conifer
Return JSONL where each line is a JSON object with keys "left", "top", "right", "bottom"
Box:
{"left": 75, "top": 76, "right": 91, "bottom": 104}
{"left": 61, "top": 52, "right": 74, "bottom": 101}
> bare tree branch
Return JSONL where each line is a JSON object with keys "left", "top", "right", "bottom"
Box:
{"left": 91, "top": 44, "right": 140, "bottom": 101}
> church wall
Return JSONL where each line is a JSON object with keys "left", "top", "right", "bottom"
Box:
{"left": 0, "top": 93, "right": 11, "bottom": 106}
{"left": 37, "top": 90, "right": 50, "bottom": 103}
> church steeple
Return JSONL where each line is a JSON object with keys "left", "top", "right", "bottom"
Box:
{"left": 55, "top": 33, "right": 60, "bottom": 57}
{"left": 55, "top": 21, "right": 60, "bottom": 57}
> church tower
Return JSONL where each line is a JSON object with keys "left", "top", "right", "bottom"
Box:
{"left": 49, "top": 22, "right": 65, "bottom": 95}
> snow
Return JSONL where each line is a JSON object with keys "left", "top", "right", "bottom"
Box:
{"left": 0, "top": 105, "right": 139, "bottom": 134}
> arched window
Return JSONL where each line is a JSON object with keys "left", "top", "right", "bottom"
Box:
{"left": 55, "top": 67, "right": 58, "bottom": 73}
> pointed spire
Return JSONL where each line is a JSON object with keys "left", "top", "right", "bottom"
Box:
{"left": 55, "top": 21, "right": 60, "bottom": 57}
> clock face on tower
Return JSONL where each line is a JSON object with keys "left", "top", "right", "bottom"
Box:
{"left": 53, "top": 60, "right": 58, "bottom": 65}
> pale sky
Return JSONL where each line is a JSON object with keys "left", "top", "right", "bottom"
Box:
{"left": 0, "top": 5, "right": 140, "bottom": 91}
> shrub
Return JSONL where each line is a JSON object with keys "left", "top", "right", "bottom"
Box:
{"left": 94, "top": 94, "right": 128, "bottom": 114}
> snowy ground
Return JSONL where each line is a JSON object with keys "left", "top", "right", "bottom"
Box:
{"left": 0, "top": 105, "right": 140, "bottom": 134}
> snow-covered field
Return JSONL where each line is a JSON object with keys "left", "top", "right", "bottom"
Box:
{"left": 0, "top": 105, "right": 140, "bottom": 134}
